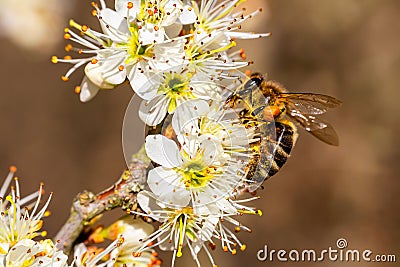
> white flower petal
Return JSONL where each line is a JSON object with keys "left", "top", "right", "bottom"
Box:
{"left": 116, "top": 216, "right": 154, "bottom": 243}
{"left": 179, "top": 5, "right": 197, "bottom": 25}
{"left": 147, "top": 167, "right": 190, "bottom": 207}
{"left": 196, "top": 193, "right": 236, "bottom": 214}
{"left": 172, "top": 99, "right": 209, "bottom": 136}
{"left": 145, "top": 135, "right": 181, "bottom": 168}
{"left": 100, "top": 52, "right": 127, "bottom": 84}
{"left": 137, "top": 191, "right": 163, "bottom": 218}
{"left": 162, "top": 0, "right": 182, "bottom": 26}
{"left": 139, "top": 24, "right": 166, "bottom": 46}
{"left": 127, "top": 63, "right": 158, "bottom": 100}
{"left": 99, "top": 8, "right": 129, "bottom": 36}
{"left": 165, "top": 23, "right": 183, "bottom": 38}
{"left": 139, "top": 96, "right": 170, "bottom": 126}
{"left": 85, "top": 62, "right": 116, "bottom": 88}
{"left": 79, "top": 77, "right": 100, "bottom": 102}
{"left": 115, "top": 0, "right": 140, "bottom": 19}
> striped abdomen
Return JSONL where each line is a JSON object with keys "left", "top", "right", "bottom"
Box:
{"left": 247, "top": 121, "right": 298, "bottom": 190}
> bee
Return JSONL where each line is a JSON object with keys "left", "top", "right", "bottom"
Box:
{"left": 225, "top": 73, "right": 341, "bottom": 190}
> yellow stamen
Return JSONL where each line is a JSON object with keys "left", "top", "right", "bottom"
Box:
{"left": 5, "top": 196, "right": 17, "bottom": 239}
{"left": 69, "top": 19, "right": 101, "bottom": 44}
{"left": 176, "top": 216, "right": 185, "bottom": 257}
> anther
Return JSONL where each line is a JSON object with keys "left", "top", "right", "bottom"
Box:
{"left": 9, "top": 166, "right": 17, "bottom": 173}
{"left": 81, "top": 25, "right": 89, "bottom": 32}
{"left": 75, "top": 85, "right": 82, "bottom": 94}
{"left": 65, "top": 44, "right": 72, "bottom": 52}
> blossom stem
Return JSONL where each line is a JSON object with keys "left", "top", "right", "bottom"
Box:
{"left": 54, "top": 148, "right": 149, "bottom": 255}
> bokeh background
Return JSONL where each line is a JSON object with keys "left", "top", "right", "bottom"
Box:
{"left": 0, "top": 0, "right": 399, "bottom": 266}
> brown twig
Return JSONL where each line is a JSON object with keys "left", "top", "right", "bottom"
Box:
{"left": 54, "top": 156, "right": 149, "bottom": 255}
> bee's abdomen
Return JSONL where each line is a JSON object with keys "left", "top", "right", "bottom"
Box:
{"left": 266, "top": 121, "right": 298, "bottom": 177}
{"left": 247, "top": 121, "right": 298, "bottom": 189}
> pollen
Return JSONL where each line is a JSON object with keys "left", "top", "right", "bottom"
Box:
{"left": 91, "top": 58, "right": 98, "bottom": 64}
{"left": 81, "top": 25, "right": 89, "bottom": 32}
{"left": 240, "top": 245, "right": 247, "bottom": 251}
{"left": 65, "top": 44, "right": 72, "bottom": 52}
{"left": 232, "top": 249, "right": 237, "bottom": 255}
{"left": 132, "top": 252, "right": 142, "bottom": 257}
{"left": 9, "top": 166, "right": 17, "bottom": 173}
{"left": 63, "top": 33, "right": 71, "bottom": 40}
{"left": 51, "top": 56, "right": 58, "bottom": 64}
{"left": 127, "top": 2, "right": 133, "bottom": 9}
{"left": 64, "top": 56, "right": 72, "bottom": 60}
{"left": 91, "top": 10, "right": 98, "bottom": 16}
{"left": 154, "top": 25, "right": 159, "bottom": 31}
{"left": 61, "top": 76, "right": 69, "bottom": 82}
{"left": 240, "top": 48, "right": 247, "bottom": 60}
{"left": 118, "top": 65, "right": 125, "bottom": 71}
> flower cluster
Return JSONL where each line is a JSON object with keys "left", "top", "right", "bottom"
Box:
{"left": 74, "top": 216, "right": 161, "bottom": 267}
{"left": 0, "top": 167, "right": 68, "bottom": 267}
{"left": 52, "top": 0, "right": 268, "bottom": 124}
{"left": 132, "top": 99, "right": 263, "bottom": 266}
{"left": 53, "top": 0, "right": 269, "bottom": 266}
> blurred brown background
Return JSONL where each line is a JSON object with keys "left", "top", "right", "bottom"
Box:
{"left": 0, "top": 0, "right": 399, "bottom": 266}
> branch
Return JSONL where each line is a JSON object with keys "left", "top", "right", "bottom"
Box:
{"left": 54, "top": 150, "right": 149, "bottom": 255}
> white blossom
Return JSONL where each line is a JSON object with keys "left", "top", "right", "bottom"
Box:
{"left": 138, "top": 67, "right": 222, "bottom": 126}
{"left": 52, "top": 1, "right": 186, "bottom": 102}
{"left": 1, "top": 239, "right": 68, "bottom": 267}
{"left": 144, "top": 99, "right": 255, "bottom": 210}
{"left": 0, "top": 167, "right": 52, "bottom": 245}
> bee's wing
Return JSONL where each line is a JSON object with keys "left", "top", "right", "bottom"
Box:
{"left": 279, "top": 93, "right": 342, "bottom": 114}
{"left": 289, "top": 113, "right": 339, "bottom": 146}
{"left": 279, "top": 93, "right": 341, "bottom": 146}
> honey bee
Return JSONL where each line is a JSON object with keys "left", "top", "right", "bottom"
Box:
{"left": 225, "top": 73, "right": 341, "bottom": 190}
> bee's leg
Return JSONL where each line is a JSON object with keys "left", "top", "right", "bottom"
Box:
{"left": 263, "top": 105, "right": 281, "bottom": 121}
